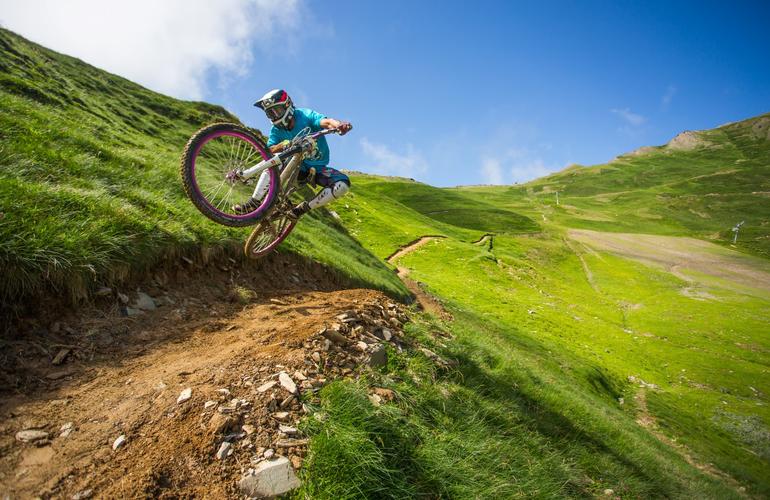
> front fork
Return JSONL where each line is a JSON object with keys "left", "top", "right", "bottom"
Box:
{"left": 249, "top": 153, "right": 303, "bottom": 202}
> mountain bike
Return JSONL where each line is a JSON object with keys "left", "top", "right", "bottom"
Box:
{"left": 180, "top": 123, "right": 343, "bottom": 258}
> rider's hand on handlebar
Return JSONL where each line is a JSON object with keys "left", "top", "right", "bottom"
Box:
{"left": 337, "top": 121, "right": 353, "bottom": 135}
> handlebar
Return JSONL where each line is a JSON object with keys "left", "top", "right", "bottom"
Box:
{"left": 277, "top": 127, "right": 345, "bottom": 160}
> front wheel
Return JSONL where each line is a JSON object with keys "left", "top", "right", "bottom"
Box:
{"left": 180, "top": 123, "right": 279, "bottom": 227}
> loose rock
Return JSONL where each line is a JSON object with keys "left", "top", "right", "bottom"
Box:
{"left": 368, "top": 344, "right": 388, "bottom": 367}
{"left": 274, "top": 438, "right": 309, "bottom": 448}
{"left": 177, "top": 388, "right": 192, "bottom": 404}
{"left": 71, "top": 489, "right": 93, "bottom": 500}
{"left": 216, "top": 441, "right": 233, "bottom": 459}
{"left": 16, "top": 430, "right": 49, "bottom": 443}
{"left": 238, "top": 456, "right": 300, "bottom": 498}
{"left": 52, "top": 348, "right": 71, "bottom": 366}
{"left": 59, "top": 422, "right": 74, "bottom": 438}
{"left": 256, "top": 380, "right": 277, "bottom": 393}
{"left": 278, "top": 372, "right": 297, "bottom": 394}
{"left": 112, "top": 435, "right": 127, "bottom": 450}
{"left": 134, "top": 292, "right": 156, "bottom": 311}
{"left": 272, "top": 411, "right": 290, "bottom": 422}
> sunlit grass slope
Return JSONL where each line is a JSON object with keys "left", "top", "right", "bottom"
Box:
{"left": 334, "top": 173, "right": 538, "bottom": 258}
{"left": 458, "top": 113, "right": 770, "bottom": 258}
{"left": 0, "top": 28, "right": 407, "bottom": 305}
{"left": 329, "top": 172, "right": 770, "bottom": 497}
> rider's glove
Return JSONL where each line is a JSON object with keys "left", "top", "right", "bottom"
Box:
{"left": 337, "top": 122, "right": 353, "bottom": 135}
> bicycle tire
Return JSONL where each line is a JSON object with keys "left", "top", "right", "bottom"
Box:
{"left": 244, "top": 213, "right": 297, "bottom": 259}
{"left": 180, "top": 122, "right": 279, "bottom": 227}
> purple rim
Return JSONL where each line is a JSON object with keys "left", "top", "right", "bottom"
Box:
{"left": 253, "top": 218, "right": 296, "bottom": 257}
{"left": 191, "top": 130, "right": 277, "bottom": 220}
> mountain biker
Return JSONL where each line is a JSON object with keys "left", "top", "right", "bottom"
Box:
{"left": 234, "top": 89, "right": 353, "bottom": 219}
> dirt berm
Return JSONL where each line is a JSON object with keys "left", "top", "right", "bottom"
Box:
{"left": 0, "top": 252, "right": 418, "bottom": 498}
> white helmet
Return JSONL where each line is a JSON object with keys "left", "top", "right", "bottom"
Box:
{"left": 254, "top": 89, "right": 294, "bottom": 129}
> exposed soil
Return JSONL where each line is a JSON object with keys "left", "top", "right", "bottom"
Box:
{"left": 386, "top": 237, "right": 451, "bottom": 320}
{"left": 0, "top": 251, "right": 406, "bottom": 498}
{"left": 567, "top": 229, "right": 770, "bottom": 295}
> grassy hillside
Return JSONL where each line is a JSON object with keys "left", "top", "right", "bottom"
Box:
{"left": 323, "top": 168, "right": 770, "bottom": 497}
{"left": 335, "top": 174, "right": 538, "bottom": 259}
{"left": 458, "top": 115, "right": 770, "bottom": 258}
{"left": 0, "top": 28, "right": 407, "bottom": 306}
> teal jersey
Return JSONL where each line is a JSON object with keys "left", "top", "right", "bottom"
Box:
{"left": 266, "top": 108, "right": 330, "bottom": 166}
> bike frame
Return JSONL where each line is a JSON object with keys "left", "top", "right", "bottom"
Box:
{"left": 239, "top": 128, "right": 339, "bottom": 183}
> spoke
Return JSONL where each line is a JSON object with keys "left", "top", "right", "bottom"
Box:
{"left": 236, "top": 135, "right": 248, "bottom": 163}
{"left": 240, "top": 145, "right": 261, "bottom": 167}
{"left": 204, "top": 177, "right": 226, "bottom": 199}
{"left": 228, "top": 136, "right": 236, "bottom": 165}
{"left": 217, "top": 184, "right": 236, "bottom": 211}
{"left": 206, "top": 179, "right": 227, "bottom": 207}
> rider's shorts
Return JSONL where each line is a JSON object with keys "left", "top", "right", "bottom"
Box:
{"left": 300, "top": 162, "right": 351, "bottom": 188}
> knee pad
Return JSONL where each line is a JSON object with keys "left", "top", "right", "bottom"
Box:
{"left": 331, "top": 180, "right": 349, "bottom": 199}
{"left": 308, "top": 181, "right": 350, "bottom": 210}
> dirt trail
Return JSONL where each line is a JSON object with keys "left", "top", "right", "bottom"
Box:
{"left": 386, "top": 237, "right": 450, "bottom": 319}
{"left": 0, "top": 253, "right": 398, "bottom": 498}
{"left": 471, "top": 234, "right": 493, "bottom": 246}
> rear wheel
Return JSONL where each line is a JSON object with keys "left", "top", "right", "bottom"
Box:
{"left": 244, "top": 210, "right": 297, "bottom": 259}
{"left": 180, "top": 123, "right": 278, "bottom": 227}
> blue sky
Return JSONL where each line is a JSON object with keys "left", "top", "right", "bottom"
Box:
{"left": 2, "top": 0, "right": 769, "bottom": 186}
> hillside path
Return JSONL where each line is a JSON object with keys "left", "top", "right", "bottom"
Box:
{"left": 387, "top": 237, "right": 450, "bottom": 319}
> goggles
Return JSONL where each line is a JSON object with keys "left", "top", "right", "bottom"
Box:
{"left": 265, "top": 103, "right": 289, "bottom": 121}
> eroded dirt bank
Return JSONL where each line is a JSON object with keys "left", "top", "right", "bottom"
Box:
{"left": 0, "top": 252, "right": 411, "bottom": 498}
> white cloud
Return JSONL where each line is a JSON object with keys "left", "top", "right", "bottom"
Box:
{"left": 480, "top": 158, "right": 504, "bottom": 184}
{"left": 611, "top": 107, "right": 646, "bottom": 126}
{"left": 509, "top": 158, "right": 555, "bottom": 183}
{"left": 0, "top": 0, "right": 302, "bottom": 100}
{"left": 360, "top": 138, "right": 428, "bottom": 178}
{"left": 478, "top": 148, "right": 561, "bottom": 185}
{"left": 661, "top": 84, "right": 677, "bottom": 110}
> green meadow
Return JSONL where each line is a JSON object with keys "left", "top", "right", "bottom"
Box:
{"left": 320, "top": 168, "right": 770, "bottom": 497}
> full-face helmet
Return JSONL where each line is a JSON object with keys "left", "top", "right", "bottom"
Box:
{"left": 254, "top": 89, "right": 294, "bottom": 129}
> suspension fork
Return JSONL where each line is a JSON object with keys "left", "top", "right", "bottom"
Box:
{"left": 280, "top": 154, "right": 303, "bottom": 190}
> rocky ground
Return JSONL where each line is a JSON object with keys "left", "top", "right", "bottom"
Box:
{"left": 0, "top": 253, "right": 428, "bottom": 499}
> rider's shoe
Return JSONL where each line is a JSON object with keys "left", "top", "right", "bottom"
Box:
{"left": 287, "top": 201, "right": 310, "bottom": 220}
{"left": 232, "top": 197, "right": 260, "bottom": 214}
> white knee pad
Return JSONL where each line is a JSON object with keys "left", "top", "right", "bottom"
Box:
{"left": 308, "top": 181, "right": 350, "bottom": 210}
{"left": 331, "top": 181, "right": 350, "bottom": 199}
